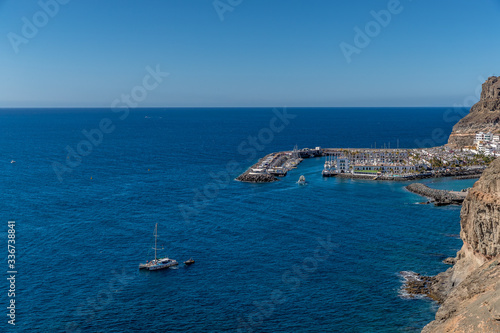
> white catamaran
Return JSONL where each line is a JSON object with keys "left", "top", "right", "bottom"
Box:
{"left": 139, "top": 223, "right": 178, "bottom": 271}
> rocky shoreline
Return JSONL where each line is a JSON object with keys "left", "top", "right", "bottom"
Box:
{"left": 403, "top": 159, "right": 500, "bottom": 332}
{"left": 400, "top": 271, "right": 441, "bottom": 301}
{"left": 405, "top": 183, "right": 467, "bottom": 206}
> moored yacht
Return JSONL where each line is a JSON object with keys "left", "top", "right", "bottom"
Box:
{"left": 148, "top": 257, "right": 178, "bottom": 270}
{"left": 139, "top": 223, "right": 178, "bottom": 271}
{"left": 322, "top": 153, "right": 338, "bottom": 177}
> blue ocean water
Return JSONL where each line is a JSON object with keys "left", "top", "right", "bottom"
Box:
{"left": 0, "top": 107, "right": 476, "bottom": 332}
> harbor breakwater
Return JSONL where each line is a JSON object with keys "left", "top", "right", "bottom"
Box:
{"left": 236, "top": 149, "right": 305, "bottom": 183}
{"left": 405, "top": 183, "right": 467, "bottom": 206}
{"left": 235, "top": 153, "right": 279, "bottom": 183}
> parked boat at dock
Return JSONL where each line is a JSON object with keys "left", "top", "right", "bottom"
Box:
{"left": 322, "top": 153, "right": 337, "bottom": 177}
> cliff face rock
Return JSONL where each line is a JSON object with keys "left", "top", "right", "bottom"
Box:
{"left": 423, "top": 261, "right": 500, "bottom": 333}
{"left": 460, "top": 162, "right": 500, "bottom": 259}
{"left": 448, "top": 76, "right": 500, "bottom": 148}
{"left": 423, "top": 158, "right": 500, "bottom": 332}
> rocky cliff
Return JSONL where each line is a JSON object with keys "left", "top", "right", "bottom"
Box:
{"left": 422, "top": 158, "right": 500, "bottom": 332}
{"left": 447, "top": 76, "right": 500, "bottom": 148}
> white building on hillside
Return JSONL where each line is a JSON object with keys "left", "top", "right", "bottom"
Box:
{"left": 474, "top": 131, "right": 499, "bottom": 156}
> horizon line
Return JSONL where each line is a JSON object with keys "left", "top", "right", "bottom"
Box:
{"left": 0, "top": 106, "right": 462, "bottom": 109}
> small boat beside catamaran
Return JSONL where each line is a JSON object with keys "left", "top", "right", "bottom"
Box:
{"left": 139, "top": 223, "right": 178, "bottom": 271}
{"left": 297, "top": 175, "right": 307, "bottom": 185}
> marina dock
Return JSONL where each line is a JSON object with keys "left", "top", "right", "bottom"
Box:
{"left": 236, "top": 146, "right": 304, "bottom": 183}
{"left": 236, "top": 146, "right": 487, "bottom": 183}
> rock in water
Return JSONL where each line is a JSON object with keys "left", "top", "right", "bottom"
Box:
{"left": 442, "top": 257, "right": 456, "bottom": 265}
{"left": 448, "top": 76, "right": 500, "bottom": 148}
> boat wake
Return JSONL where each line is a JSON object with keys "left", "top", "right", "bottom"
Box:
{"left": 443, "top": 233, "right": 460, "bottom": 239}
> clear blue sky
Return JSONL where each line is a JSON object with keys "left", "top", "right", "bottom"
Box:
{"left": 0, "top": 0, "right": 499, "bottom": 107}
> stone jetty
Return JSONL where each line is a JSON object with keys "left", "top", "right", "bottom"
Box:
{"left": 406, "top": 183, "right": 467, "bottom": 206}
{"left": 236, "top": 172, "right": 278, "bottom": 183}
{"left": 236, "top": 147, "right": 304, "bottom": 183}
{"left": 236, "top": 153, "right": 279, "bottom": 182}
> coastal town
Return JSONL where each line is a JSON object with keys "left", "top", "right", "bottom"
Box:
{"left": 470, "top": 131, "right": 500, "bottom": 155}
{"left": 236, "top": 134, "right": 497, "bottom": 183}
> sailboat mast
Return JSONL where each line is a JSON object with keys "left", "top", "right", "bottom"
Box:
{"left": 154, "top": 223, "right": 158, "bottom": 261}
